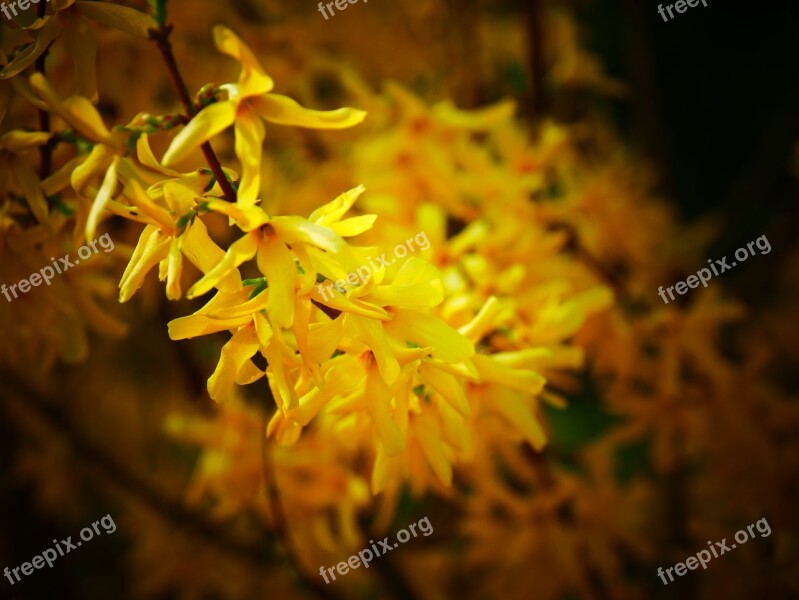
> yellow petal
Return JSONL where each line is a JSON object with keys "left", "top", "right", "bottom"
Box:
{"left": 136, "top": 134, "right": 180, "bottom": 177}
{"left": 212, "top": 26, "right": 274, "bottom": 97}
{"left": 310, "top": 285, "right": 389, "bottom": 320}
{"left": 347, "top": 315, "right": 400, "bottom": 384}
{"left": 208, "top": 325, "right": 259, "bottom": 402}
{"left": 366, "top": 365, "right": 405, "bottom": 455}
{"left": 119, "top": 225, "right": 171, "bottom": 302}
{"left": 252, "top": 93, "right": 366, "bottom": 130}
{"left": 85, "top": 158, "right": 119, "bottom": 240}
{"left": 63, "top": 96, "right": 113, "bottom": 143}
{"left": 266, "top": 411, "right": 302, "bottom": 446}
{"left": 71, "top": 144, "right": 114, "bottom": 194}
{"left": 431, "top": 98, "right": 516, "bottom": 131}
{"left": 308, "top": 185, "right": 365, "bottom": 225}
{"left": 29, "top": 72, "right": 111, "bottom": 142}
{"left": 437, "top": 399, "right": 469, "bottom": 453}
{"left": 204, "top": 200, "right": 269, "bottom": 231}
{"left": 122, "top": 178, "right": 173, "bottom": 231}
{"left": 419, "top": 363, "right": 469, "bottom": 416}
{"left": 264, "top": 333, "right": 299, "bottom": 411}
{"left": 1, "top": 20, "right": 61, "bottom": 79}
{"left": 329, "top": 214, "right": 377, "bottom": 237}
{"left": 1, "top": 130, "right": 51, "bottom": 152}
{"left": 471, "top": 354, "right": 546, "bottom": 395}
{"left": 199, "top": 287, "right": 267, "bottom": 318}
{"left": 364, "top": 280, "right": 443, "bottom": 307}
{"left": 168, "top": 313, "right": 253, "bottom": 340}
{"left": 165, "top": 238, "right": 183, "bottom": 300}
{"left": 412, "top": 413, "right": 452, "bottom": 486}
{"left": 43, "top": 156, "right": 84, "bottom": 197}
{"left": 256, "top": 236, "right": 296, "bottom": 328}
{"left": 385, "top": 309, "right": 474, "bottom": 364}
{"left": 307, "top": 316, "right": 344, "bottom": 364}
{"left": 492, "top": 393, "right": 547, "bottom": 451}
{"left": 8, "top": 76, "right": 48, "bottom": 112}
{"left": 235, "top": 359, "right": 263, "bottom": 385}
{"left": 76, "top": 1, "right": 157, "bottom": 38}
{"left": 187, "top": 231, "right": 258, "bottom": 299}
{"left": 162, "top": 181, "right": 196, "bottom": 215}
{"left": 252, "top": 312, "right": 273, "bottom": 348}
{"left": 62, "top": 13, "right": 98, "bottom": 100}
{"left": 291, "top": 244, "right": 317, "bottom": 293}
{"left": 292, "top": 296, "right": 317, "bottom": 376}
{"left": 12, "top": 160, "right": 49, "bottom": 225}
{"left": 458, "top": 296, "right": 502, "bottom": 342}
{"left": 270, "top": 215, "right": 345, "bottom": 253}
{"left": 233, "top": 108, "right": 265, "bottom": 209}
{"left": 371, "top": 445, "right": 393, "bottom": 495}
{"left": 162, "top": 102, "right": 236, "bottom": 167}
{"left": 180, "top": 218, "right": 242, "bottom": 294}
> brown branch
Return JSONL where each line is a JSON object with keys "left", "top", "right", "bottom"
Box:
{"left": 35, "top": 0, "right": 55, "bottom": 179}
{"left": 524, "top": 0, "right": 548, "bottom": 123}
{"left": 1, "top": 371, "right": 274, "bottom": 569}
{"left": 148, "top": 25, "right": 238, "bottom": 203}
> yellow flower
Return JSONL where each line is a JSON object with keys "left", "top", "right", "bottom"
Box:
{"left": 1, "top": 0, "right": 156, "bottom": 99}
{"left": 162, "top": 26, "right": 366, "bottom": 208}
{"left": 116, "top": 179, "right": 242, "bottom": 302}
{"left": 28, "top": 73, "right": 126, "bottom": 239}
{"left": 0, "top": 130, "right": 52, "bottom": 224}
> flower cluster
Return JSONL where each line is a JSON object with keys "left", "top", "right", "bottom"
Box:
{"left": 2, "top": 2, "right": 797, "bottom": 600}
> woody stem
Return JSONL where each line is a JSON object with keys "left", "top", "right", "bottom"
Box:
{"left": 149, "top": 24, "right": 237, "bottom": 203}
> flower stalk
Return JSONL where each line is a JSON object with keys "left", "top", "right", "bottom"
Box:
{"left": 148, "top": 24, "right": 238, "bottom": 203}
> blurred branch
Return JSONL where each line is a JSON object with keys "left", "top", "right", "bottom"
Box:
{"left": 446, "top": 0, "right": 482, "bottom": 107}
{"left": 0, "top": 370, "right": 274, "bottom": 569}
{"left": 622, "top": 0, "right": 668, "bottom": 173}
{"left": 35, "top": 0, "right": 54, "bottom": 179}
{"left": 526, "top": 448, "right": 611, "bottom": 600}
{"left": 523, "top": 0, "right": 548, "bottom": 122}
{"left": 260, "top": 414, "right": 343, "bottom": 600}
{"left": 148, "top": 24, "right": 238, "bottom": 204}
{"left": 661, "top": 461, "right": 694, "bottom": 600}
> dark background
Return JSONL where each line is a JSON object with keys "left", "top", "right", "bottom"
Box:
{"left": 579, "top": 0, "right": 799, "bottom": 245}
{"left": 2, "top": 1, "right": 798, "bottom": 598}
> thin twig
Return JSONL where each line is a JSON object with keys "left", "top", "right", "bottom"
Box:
{"left": 148, "top": 25, "right": 238, "bottom": 203}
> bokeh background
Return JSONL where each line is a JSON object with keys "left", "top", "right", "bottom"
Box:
{"left": 1, "top": 1, "right": 798, "bottom": 599}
